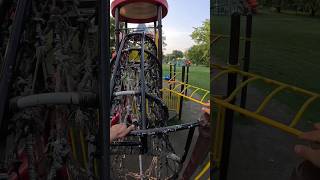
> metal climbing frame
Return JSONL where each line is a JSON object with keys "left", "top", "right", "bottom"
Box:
{"left": 162, "top": 79, "right": 210, "bottom": 107}
{"left": 212, "top": 64, "right": 319, "bottom": 136}
{"left": 212, "top": 12, "right": 320, "bottom": 180}
{"left": 211, "top": 63, "right": 320, "bottom": 178}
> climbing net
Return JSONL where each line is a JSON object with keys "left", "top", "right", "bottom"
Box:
{"left": 0, "top": 1, "right": 201, "bottom": 179}
{"left": 110, "top": 33, "right": 181, "bottom": 179}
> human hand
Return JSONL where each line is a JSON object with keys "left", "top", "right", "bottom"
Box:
{"left": 200, "top": 102, "right": 210, "bottom": 127}
{"left": 110, "top": 124, "right": 135, "bottom": 142}
{"left": 294, "top": 123, "right": 320, "bottom": 168}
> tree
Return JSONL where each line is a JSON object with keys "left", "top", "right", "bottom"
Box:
{"left": 186, "top": 44, "right": 208, "bottom": 66}
{"left": 186, "top": 19, "right": 210, "bottom": 66}
{"left": 110, "top": 16, "right": 121, "bottom": 49}
{"left": 172, "top": 50, "right": 184, "bottom": 59}
{"left": 303, "top": 0, "right": 320, "bottom": 16}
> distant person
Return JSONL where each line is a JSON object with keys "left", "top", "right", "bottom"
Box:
{"left": 292, "top": 123, "right": 320, "bottom": 179}
{"left": 186, "top": 60, "right": 192, "bottom": 66}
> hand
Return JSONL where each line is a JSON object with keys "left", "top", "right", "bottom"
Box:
{"left": 201, "top": 102, "right": 210, "bottom": 115}
{"left": 294, "top": 123, "right": 320, "bottom": 168}
{"left": 110, "top": 124, "right": 135, "bottom": 142}
{"left": 200, "top": 102, "right": 210, "bottom": 127}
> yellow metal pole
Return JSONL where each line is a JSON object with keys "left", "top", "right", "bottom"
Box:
{"left": 290, "top": 95, "right": 319, "bottom": 127}
{"left": 194, "top": 161, "right": 210, "bottom": 180}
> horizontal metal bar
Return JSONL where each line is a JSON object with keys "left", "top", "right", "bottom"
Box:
{"left": 214, "top": 99, "right": 302, "bottom": 136}
{"left": 111, "top": 141, "right": 142, "bottom": 146}
{"left": 212, "top": 64, "right": 319, "bottom": 97}
{"left": 162, "top": 88, "right": 210, "bottom": 106}
{"left": 113, "top": 90, "right": 140, "bottom": 96}
{"left": 10, "top": 92, "right": 97, "bottom": 109}
{"left": 129, "top": 121, "right": 200, "bottom": 136}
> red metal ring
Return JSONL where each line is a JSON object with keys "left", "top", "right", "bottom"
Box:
{"left": 111, "top": 0, "right": 168, "bottom": 23}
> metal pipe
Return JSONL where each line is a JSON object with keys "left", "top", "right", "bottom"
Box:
{"left": 153, "top": 21, "right": 157, "bottom": 40}
{"left": 129, "top": 121, "right": 200, "bottom": 136}
{"left": 9, "top": 92, "right": 97, "bottom": 109}
{"left": 185, "top": 65, "right": 189, "bottom": 95}
{"left": 113, "top": 90, "right": 140, "bottom": 96}
{"left": 140, "top": 33, "right": 147, "bottom": 130}
{"left": 219, "top": 13, "right": 241, "bottom": 180}
{"left": 178, "top": 66, "right": 185, "bottom": 120}
{"left": 180, "top": 127, "right": 195, "bottom": 163}
{"left": 157, "top": 6, "right": 163, "bottom": 89}
{"left": 0, "top": 0, "right": 31, "bottom": 128}
{"left": 115, "top": 7, "right": 120, "bottom": 52}
{"left": 240, "top": 14, "right": 253, "bottom": 108}
{"left": 98, "top": 0, "right": 110, "bottom": 179}
{"left": 125, "top": 21, "right": 128, "bottom": 35}
{"left": 0, "top": 0, "right": 31, "bottom": 164}
{"left": 139, "top": 32, "right": 148, "bottom": 154}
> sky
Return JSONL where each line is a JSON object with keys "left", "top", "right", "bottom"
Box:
{"left": 110, "top": 0, "right": 210, "bottom": 55}
{"left": 161, "top": 0, "right": 210, "bottom": 54}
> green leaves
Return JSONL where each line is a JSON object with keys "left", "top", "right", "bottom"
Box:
{"left": 185, "top": 19, "right": 210, "bottom": 66}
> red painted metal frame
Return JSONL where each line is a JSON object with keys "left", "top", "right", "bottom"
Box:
{"left": 111, "top": 0, "right": 168, "bottom": 23}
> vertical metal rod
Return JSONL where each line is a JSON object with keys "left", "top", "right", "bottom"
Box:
{"left": 219, "top": 13, "right": 241, "bottom": 180}
{"left": 153, "top": 21, "right": 157, "bottom": 42}
{"left": 139, "top": 155, "right": 144, "bottom": 179}
{"left": 210, "top": 0, "right": 215, "bottom": 177}
{"left": 125, "top": 22, "right": 128, "bottom": 35}
{"left": 169, "top": 63, "right": 173, "bottom": 94}
{"left": 98, "top": 0, "right": 110, "bottom": 179}
{"left": 140, "top": 33, "right": 148, "bottom": 153}
{"left": 115, "top": 7, "right": 120, "bottom": 52}
{"left": 173, "top": 64, "right": 176, "bottom": 79}
{"left": 0, "top": 0, "right": 31, "bottom": 163}
{"left": 140, "top": 33, "right": 146, "bottom": 130}
{"left": 240, "top": 14, "right": 253, "bottom": 108}
{"left": 178, "top": 66, "right": 185, "bottom": 120}
{"left": 157, "top": 6, "right": 163, "bottom": 89}
{"left": 180, "top": 127, "right": 195, "bottom": 163}
{"left": 173, "top": 64, "right": 176, "bottom": 89}
{"left": 185, "top": 65, "right": 189, "bottom": 95}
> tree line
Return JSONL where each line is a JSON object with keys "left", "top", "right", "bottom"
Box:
{"left": 261, "top": 0, "right": 320, "bottom": 16}
{"left": 164, "top": 19, "right": 210, "bottom": 66}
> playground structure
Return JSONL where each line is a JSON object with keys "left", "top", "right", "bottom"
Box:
{"left": 210, "top": 12, "right": 320, "bottom": 180}
{"left": 0, "top": 0, "right": 212, "bottom": 179}
{"left": 110, "top": 0, "right": 212, "bottom": 179}
{"left": 162, "top": 63, "right": 210, "bottom": 121}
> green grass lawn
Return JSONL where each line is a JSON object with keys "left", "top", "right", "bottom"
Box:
{"left": 213, "top": 10, "right": 320, "bottom": 122}
{"left": 163, "top": 64, "right": 210, "bottom": 99}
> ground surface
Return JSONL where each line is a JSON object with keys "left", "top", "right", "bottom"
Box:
{"left": 212, "top": 10, "right": 320, "bottom": 179}
{"left": 212, "top": 68, "right": 314, "bottom": 180}
{"left": 163, "top": 64, "right": 210, "bottom": 91}
{"left": 162, "top": 80, "right": 210, "bottom": 179}
{"left": 213, "top": 10, "right": 320, "bottom": 122}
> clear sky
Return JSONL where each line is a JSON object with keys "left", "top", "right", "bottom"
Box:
{"left": 110, "top": 0, "right": 210, "bottom": 54}
{"left": 162, "top": 0, "right": 210, "bottom": 54}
